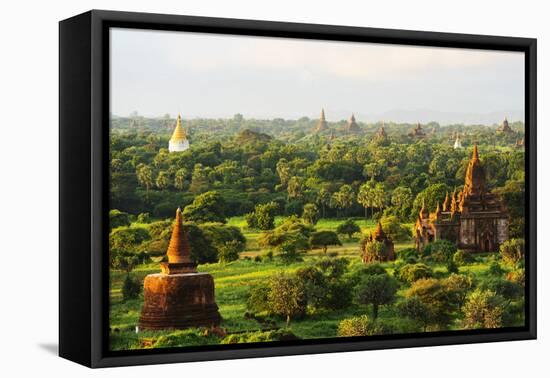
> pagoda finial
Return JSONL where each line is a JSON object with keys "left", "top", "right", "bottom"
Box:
{"left": 164, "top": 208, "right": 196, "bottom": 273}
{"left": 320, "top": 108, "right": 326, "bottom": 121}
{"left": 373, "top": 221, "right": 385, "bottom": 239}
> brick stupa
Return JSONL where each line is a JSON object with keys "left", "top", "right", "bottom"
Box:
{"left": 138, "top": 208, "right": 221, "bottom": 330}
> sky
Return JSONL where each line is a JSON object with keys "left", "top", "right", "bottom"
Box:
{"left": 110, "top": 28, "right": 525, "bottom": 125}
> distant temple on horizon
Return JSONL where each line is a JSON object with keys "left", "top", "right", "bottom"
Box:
{"left": 453, "top": 132, "right": 462, "bottom": 149}
{"left": 496, "top": 117, "right": 514, "bottom": 134}
{"left": 315, "top": 108, "right": 329, "bottom": 133}
{"left": 168, "top": 114, "right": 190, "bottom": 152}
{"left": 346, "top": 114, "right": 361, "bottom": 133}
{"left": 415, "top": 144, "right": 509, "bottom": 253}
{"left": 408, "top": 123, "right": 426, "bottom": 139}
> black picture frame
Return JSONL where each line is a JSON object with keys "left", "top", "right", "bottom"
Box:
{"left": 59, "top": 9, "right": 537, "bottom": 368}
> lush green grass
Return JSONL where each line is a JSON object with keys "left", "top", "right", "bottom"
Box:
{"left": 228, "top": 216, "right": 413, "bottom": 257}
{"left": 110, "top": 216, "right": 513, "bottom": 351}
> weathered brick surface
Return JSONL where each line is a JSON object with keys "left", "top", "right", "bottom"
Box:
{"left": 139, "top": 272, "right": 221, "bottom": 330}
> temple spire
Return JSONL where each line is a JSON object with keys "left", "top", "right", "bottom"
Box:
{"left": 464, "top": 143, "right": 486, "bottom": 196}
{"left": 419, "top": 198, "right": 428, "bottom": 219}
{"left": 316, "top": 108, "right": 328, "bottom": 132}
{"left": 450, "top": 190, "right": 457, "bottom": 215}
{"left": 442, "top": 192, "right": 450, "bottom": 212}
{"left": 163, "top": 208, "right": 196, "bottom": 273}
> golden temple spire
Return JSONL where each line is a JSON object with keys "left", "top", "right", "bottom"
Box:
{"left": 472, "top": 143, "right": 479, "bottom": 161}
{"left": 450, "top": 190, "right": 457, "bottom": 215}
{"left": 170, "top": 113, "right": 188, "bottom": 142}
{"left": 162, "top": 208, "right": 196, "bottom": 274}
{"left": 442, "top": 192, "right": 450, "bottom": 212}
{"left": 372, "top": 221, "right": 386, "bottom": 239}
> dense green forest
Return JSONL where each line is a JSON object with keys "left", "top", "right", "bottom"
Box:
{"left": 109, "top": 114, "right": 526, "bottom": 350}
{"left": 110, "top": 114, "right": 524, "bottom": 228}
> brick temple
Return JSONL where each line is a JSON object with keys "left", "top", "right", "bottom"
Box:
{"left": 415, "top": 144, "right": 509, "bottom": 252}
{"left": 361, "top": 221, "right": 395, "bottom": 263}
{"left": 138, "top": 208, "right": 221, "bottom": 330}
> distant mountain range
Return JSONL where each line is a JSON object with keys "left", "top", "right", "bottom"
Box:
{"left": 324, "top": 109, "right": 525, "bottom": 126}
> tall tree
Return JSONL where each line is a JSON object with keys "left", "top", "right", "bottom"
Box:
{"left": 331, "top": 185, "right": 355, "bottom": 217}
{"left": 357, "top": 181, "right": 376, "bottom": 218}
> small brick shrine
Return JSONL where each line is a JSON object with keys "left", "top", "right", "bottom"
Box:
{"left": 138, "top": 208, "right": 221, "bottom": 330}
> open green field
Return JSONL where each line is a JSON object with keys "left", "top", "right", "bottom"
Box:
{"left": 227, "top": 216, "right": 414, "bottom": 257}
{"left": 109, "top": 216, "right": 508, "bottom": 351}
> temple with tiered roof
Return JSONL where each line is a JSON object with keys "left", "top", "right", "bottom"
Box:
{"left": 168, "top": 114, "right": 190, "bottom": 152}
{"left": 408, "top": 123, "right": 426, "bottom": 139}
{"left": 414, "top": 144, "right": 509, "bottom": 252}
{"left": 496, "top": 117, "right": 514, "bottom": 134}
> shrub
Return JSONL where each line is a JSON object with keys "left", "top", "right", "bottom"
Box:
{"left": 254, "top": 255, "right": 262, "bottom": 262}
{"left": 397, "top": 263, "right": 433, "bottom": 284}
{"left": 284, "top": 200, "right": 304, "bottom": 216}
{"left": 397, "top": 248, "right": 418, "bottom": 263}
{"left": 443, "top": 273, "right": 473, "bottom": 309}
{"left": 453, "top": 250, "right": 474, "bottom": 266}
{"left": 221, "top": 330, "right": 299, "bottom": 344}
{"left": 109, "top": 227, "right": 151, "bottom": 254}
{"left": 309, "top": 231, "right": 342, "bottom": 254}
{"left": 109, "top": 209, "right": 130, "bottom": 229}
{"left": 406, "top": 278, "right": 454, "bottom": 329}
{"left": 422, "top": 240, "right": 457, "bottom": 263}
{"left": 296, "top": 258, "right": 353, "bottom": 310}
{"left": 314, "top": 257, "right": 349, "bottom": 279}
{"left": 499, "top": 238, "right": 525, "bottom": 268}
{"left": 462, "top": 289, "right": 505, "bottom": 329}
{"left": 246, "top": 285, "right": 271, "bottom": 314}
{"left": 355, "top": 274, "right": 398, "bottom": 319}
{"left": 338, "top": 315, "right": 393, "bottom": 337}
{"left": 479, "top": 277, "right": 523, "bottom": 300}
{"left": 246, "top": 202, "right": 278, "bottom": 230}
{"left": 268, "top": 273, "right": 307, "bottom": 326}
{"left": 506, "top": 269, "right": 525, "bottom": 287}
{"left": 446, "top": 259, "right": 459, "bottom": 274}
{"left": 487, "top": 261, "right": 505, "bottom": 276}
{"left": 347, "top": 263, "right": 388, "bottom": 287}
{"left": 336, "top": 219, "right": 361, "bottom": 239}
{"left": 122, "top": 274, "right": 141, "bottom": 301}
{"left": 182, "top": 191, "right": 226, "bottom": 223}
{"left": 380, "top": 215, "right": 411, "bottom": 241}
{"left": 218, "top": 240, "right": 242, "bottom": 263}
{"left": 302, "top": 203, "right": 320, "bottom": 225}
{"left": 153, "top": 329, "right": 218, "bottom": 348}
{"left": 136, "top": 212, "right": 151, "bottom": 223}
{"left": 396, "top": 296, "right": 433, "bottom": 331}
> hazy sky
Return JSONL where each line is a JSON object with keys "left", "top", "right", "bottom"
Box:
{"left": 110, "top": 28, "right": 525, "bottom": 124}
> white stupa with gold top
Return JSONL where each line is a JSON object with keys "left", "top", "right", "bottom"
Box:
{"left": 168, "top": 113, "right": 190, "bottom": 152}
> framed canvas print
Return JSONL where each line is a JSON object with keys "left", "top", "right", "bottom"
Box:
{"left": 59, "top": 10, "right": 536, "bottom": 368}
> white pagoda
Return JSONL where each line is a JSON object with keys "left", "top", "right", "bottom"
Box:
{"left": 168, "top": 114, "right": 190, "bottom": 152}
